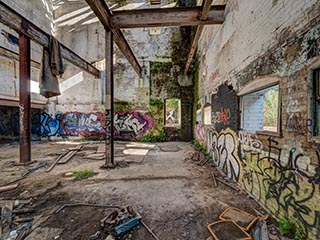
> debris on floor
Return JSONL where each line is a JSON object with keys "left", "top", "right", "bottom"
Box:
{"left": 207, "top": 207, "right": 272, "bottom": 240}
{"left": 101, "top": 206, "right": 141, "bottom": 236}
{"left": 0, "top": 199, "right": 34, "bottom": 240}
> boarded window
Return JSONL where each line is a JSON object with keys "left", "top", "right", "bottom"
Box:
{"left": 203, "top": 106, "right": 211, "bottom": 125}
{"left": 311, "top": 67, "right": 320, "bottom": 136}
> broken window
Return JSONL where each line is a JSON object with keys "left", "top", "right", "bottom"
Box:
{"left": 241, "top": 84, "right": 279, "bottom": 133}
{"left": 311, "top": 67, "right": 320, "bottom": 136}
{"left": 165, "top": 98, "right": 181, "bottom": 127}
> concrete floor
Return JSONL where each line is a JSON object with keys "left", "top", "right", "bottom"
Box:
{"left": 0, "top": 141, "right": 266, "bottom": 240}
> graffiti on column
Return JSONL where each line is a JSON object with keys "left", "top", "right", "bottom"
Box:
{"left": 114, "top": 111, "right": 154, "bottom": 139}
{"left": 105, "top": 109, "right": 111, "bottom": 144}
{"left": 195, "top": 124, "right": 206, "bottom": 144}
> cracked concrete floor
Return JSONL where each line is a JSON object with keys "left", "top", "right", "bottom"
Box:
{"left": 0, "top": 141, "right": 265, "bottom": 240}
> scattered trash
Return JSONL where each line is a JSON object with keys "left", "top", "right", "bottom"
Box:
{"left": 208, "top": 220, "right": 252, "bottom": 240}
{"left": 22, "top": 162, "right": 47, "bottom": 177}
{"left": 101, "top": 206, "right": 141, "bottom": 236}
{"left": 219, "top": 207, "right": 258, "bottom": 231}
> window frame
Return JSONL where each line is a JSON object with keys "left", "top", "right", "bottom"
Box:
{"left": 240, "top": 82, "right": 281, "bottom": 136}
{"left": 310, "top": 66, "right": 320, "bottom": 138}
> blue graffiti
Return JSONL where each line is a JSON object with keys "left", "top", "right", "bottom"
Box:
{"left": 38, "top": 112, "right": 65, "bottom": 137}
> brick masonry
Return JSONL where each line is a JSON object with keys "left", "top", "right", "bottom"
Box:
{"left": 196, "top": 0, "right": 320, "bottom": 238}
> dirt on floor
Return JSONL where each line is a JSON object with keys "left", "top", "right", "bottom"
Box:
{"left": 0, "top": 141, "right": 275, "bottom": 240}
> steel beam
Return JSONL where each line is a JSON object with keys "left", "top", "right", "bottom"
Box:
{"left": 103, "top": 30, "right": 115, "bottom": 167}
{"left": 19, "top": 32, "right": 31, "bottom": 164}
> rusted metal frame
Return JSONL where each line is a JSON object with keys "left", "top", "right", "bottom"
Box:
{"left": 0, "top": 1, "right": 100, "bottom": 78}
{"left": 111, "top": 5, "right": 225, "bottom": 28}
{"left": 184, "top": 0, "right": 219, "bottom": 75}
{"left": 85, "top": 0, "right": 142, "bottom": 78}
{"left": 104, "top": 30, "right": 115, "bottom": 167}
{"left": 19, "top": 31, "right": 31, "bottom": 164}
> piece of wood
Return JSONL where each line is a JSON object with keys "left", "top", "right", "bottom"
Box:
{"left": 0, "top": 183, "right": 18, "bottom": 193}
{"left": 111, "top": 5, "right": 225, "bottom": 28}
{"left": 0, "top": 2, "right": 99, "bottom": 78}
{"left": 46, "top": 153, "right": 67, "bottom": 172}
{"left": 184, "top": 0, "right": 215, "bottom": 75}
{"left": 68, "top": 144, "right": 83, "bottom": 151}
{"left": 1, "top": 201, "right": 14, "bottom": 236}
{"left": 85, "top": 0, "right": 142, "bottom": 78}
{"left": 57, "top": 151, "right": 77, "bottom": 164}
{"left": 216, "top": 178, "right": 240, "bottom": 191}
{"left": 211, "top": 172, "right": 217, "bottom": 187}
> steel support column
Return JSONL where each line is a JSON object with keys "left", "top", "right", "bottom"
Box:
{"left": 19, "top": 32, "right": 31, "bottom": 164}
{"left": 103, "top": 30, "right": 114, "bottom": 167}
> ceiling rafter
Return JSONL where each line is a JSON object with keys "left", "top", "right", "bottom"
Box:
{"left": 184, "top": 0, "right": 216, "bottom": 75}
{"left": 85, "top": 0, "right": 143, "bottom": 78}
{"left": 111, "top": 5, "right": 225, "bottom": 28}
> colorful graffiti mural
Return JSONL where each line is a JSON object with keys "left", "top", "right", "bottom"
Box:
{"left": 114, "top": 111, "right": 154, "bottom": 139}
{"left": 197, "top": 125, "right": 320, "bottom": 238}
{"left": 0, "top": 110, "right": 153, "bottom": 140}
{"left": 206, "top": 128, "right": 241, "bottom": 181}
{"left": 239, "top": 134, "right": 320, "bottom": 239}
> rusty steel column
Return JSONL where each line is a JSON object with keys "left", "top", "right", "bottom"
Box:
{"left": 19, "top": 32, "right": 31, "bottom": 164}
{"left": 103, "top": 29, "right": 114, "bottom": 167}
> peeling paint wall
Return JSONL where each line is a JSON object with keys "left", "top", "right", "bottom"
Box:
{"left": 196, "top": 0, "right": 320, "bottom": 238}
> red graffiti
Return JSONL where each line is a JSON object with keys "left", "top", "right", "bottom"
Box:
{"left": 209, "top": 69, "right": 220, "bottom": 82}
{"left": 217, "top": 107, "right": 230, "bottom": 125}
{"left": 195, "top": 124, "right": 206, "bottom": 144}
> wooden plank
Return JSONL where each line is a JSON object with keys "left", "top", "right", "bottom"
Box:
{"left": 111, "top": 5, "right": 225, "bottom": 28}
{"left": 0, "top": 1, "right": 100, "bottom": 78}
{"left": 85, "top": 0, "right": 142, "bottom": 78}
{"left": 184, "top": 0, "right": 216, "bottom": 75}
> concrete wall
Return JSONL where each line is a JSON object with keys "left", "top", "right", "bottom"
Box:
{"left": 0, "top": 0, "right": 52, "bottom": 106}
{"left": 195, "top": 0, "right": 320, "bottom": 238}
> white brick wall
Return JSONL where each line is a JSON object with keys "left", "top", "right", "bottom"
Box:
{"left": 199, "top": 0, "right": 319, "bottom": 97}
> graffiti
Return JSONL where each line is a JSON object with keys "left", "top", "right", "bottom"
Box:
{"left": 238, "top": 131, "right": 263, "bottom": 152}
{"left": 0, "top": 112, "right": 8, "bottom": 135}
{"left": 195, "top": 124, "right": 206, "bottom": 144}
{"left": 61, "top": 112, "right": 105, "bottom": 136}
{"left": 0, "top": 109, "right": 153, "bottom": 139}
{"left": 286, "top": 112, "right": 313, "bottom": 133}
{"left": 217, "top": 107, "right": 230, "bottom": 125}
{"left": 114, "top": 111, "right": 153, "bottom": 139}
{"left": 38, "top": 112, "right": 64, "bottom": 137}
{"left": 207, "top": 128, "right": 240, "bottom": 180}
{"left": 240, "top": 137, "right": 320, "bottom": 238}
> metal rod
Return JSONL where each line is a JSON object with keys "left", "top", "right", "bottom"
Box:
{"left": 104, "top": 30, "right": 114, "bottom": 167}
{"left": 19, "top": 32, "right": 31, "bottom": 164}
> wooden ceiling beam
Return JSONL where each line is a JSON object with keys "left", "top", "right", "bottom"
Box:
{"left": 184, "top": 0, "right": 216, "bottom": 75}
{"left": 85, "top": 0, "right": 142, "bottom": 78}
{"left": 111, "top": 5, "right": 225, "bottom": 28}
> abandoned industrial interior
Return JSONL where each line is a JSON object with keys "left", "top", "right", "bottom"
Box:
{"left": 0, "top": 0, "right": 319, "bottom": 239}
